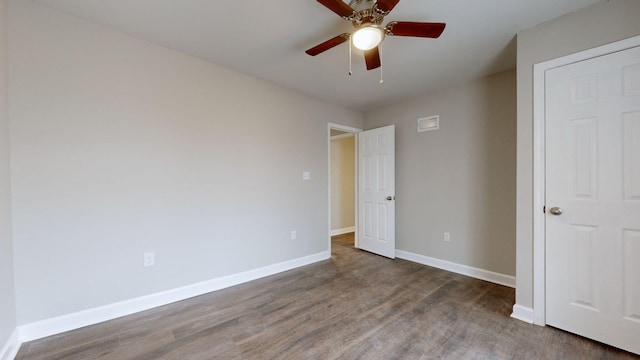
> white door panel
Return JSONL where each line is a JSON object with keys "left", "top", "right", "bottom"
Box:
{"left": 358, "top": 125, "right": 395, "bottom": 258}
{"left": 545, "top": 46, "right": 640, "bottom": 355}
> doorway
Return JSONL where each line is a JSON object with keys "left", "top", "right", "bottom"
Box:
{"left": 328, "top": 123, "right": 361, "bottom": 253}
{"left": 330, "top": 131, "right": 356, "bottom": 237}
{"left": 328, "top": 123, "right": 397, "bottom": 259}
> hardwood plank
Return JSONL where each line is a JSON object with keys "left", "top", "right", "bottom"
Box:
{"left": 16, "top": 233, "right": 639, "bottom": 359}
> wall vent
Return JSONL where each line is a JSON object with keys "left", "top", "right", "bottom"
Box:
{"left": 417, "top": 115, "right": 439, "bottom": 132}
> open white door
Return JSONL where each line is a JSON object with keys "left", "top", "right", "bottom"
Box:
{"left": 358, "top": 125, "right": 395, "bottom": 258}
{"left": 545, "top": 45, "right": 640, "bottom": 355}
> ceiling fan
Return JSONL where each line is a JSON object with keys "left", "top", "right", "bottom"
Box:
{"left": 305, "top": 0, "right": 446, "bottom": 71}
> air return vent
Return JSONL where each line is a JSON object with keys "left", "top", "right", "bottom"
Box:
{"left": 418, "top": 115, "right": 439, "bottom": 132}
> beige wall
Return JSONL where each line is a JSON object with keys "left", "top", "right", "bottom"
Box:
{"left": 364, "top": 69, "right": 517, "bottom": 276}
{"left": 330, "top": 135, "right": 355, "bottom": 232}
{"left": 9, "top": 0, "right": 362, "bottom": 324}
{"left": 0, "top": 0, "right": 17, "bottom": 350}
{"left": 516, "top": 0, "right": 640, "bottom": 310}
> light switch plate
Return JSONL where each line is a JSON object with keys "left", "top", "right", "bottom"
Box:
{"left": 302, "top": 171, "right": 311, "bottom": 180}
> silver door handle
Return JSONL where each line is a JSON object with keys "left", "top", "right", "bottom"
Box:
{"left": 549, "top": 207, "right": 563, "bottom": 216}
{"left": 386, "top": 196, "right": 394, "bottom": 201}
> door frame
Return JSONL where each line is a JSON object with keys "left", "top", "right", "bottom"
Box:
{"left": 532, "top": 34, "right": 640, "bottom": 326}
{"left": 328, "top": 123, "right": 362, "bottom": 253}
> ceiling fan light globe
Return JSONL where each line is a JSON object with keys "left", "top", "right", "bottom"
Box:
{"left": 352, "top": 26, "right": 384, "bottom": 51}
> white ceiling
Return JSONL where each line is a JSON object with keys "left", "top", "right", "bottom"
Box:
{"left": 34, "top": 0, "right": 600, "bottom": 111}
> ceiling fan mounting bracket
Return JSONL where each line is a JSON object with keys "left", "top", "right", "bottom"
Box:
{"left": 385, "top": 21, "right": 397, "bottom": 35}
{"left": 351, "top": 8, "right": 384, "bottom": 28}
{"left": 341, "top": 11, "right": 360, "bottom": 22}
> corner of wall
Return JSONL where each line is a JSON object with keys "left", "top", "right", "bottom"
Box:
{"left": 0, "top": 0, "right": 19, "bottom": 358}
{"left": 0, "top": 329, "right": 20, "bottom": 360}
{"left": 510, "top": 304, "right": 534, "bottom": 324}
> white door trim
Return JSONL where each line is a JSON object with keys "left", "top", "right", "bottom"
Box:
{"left": 532, "top": 34, "right": 640, "bottom": 326}
{"left": 328, "top": 123, "right": 362, "bottom": 252}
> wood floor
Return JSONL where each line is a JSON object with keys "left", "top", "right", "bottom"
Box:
{"left": 16, "top": 234, "right": 638, "bottom": 359}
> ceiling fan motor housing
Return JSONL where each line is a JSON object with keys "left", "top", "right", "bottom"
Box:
{"left": 347, "top": 0, "right": 387, "bottom": 27}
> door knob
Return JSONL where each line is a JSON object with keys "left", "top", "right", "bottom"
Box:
{"left": 386, "top": 196, "right": 394, "bottom": 201}
{"left": 549, "top": 206, "right": 564, "bottom": 216}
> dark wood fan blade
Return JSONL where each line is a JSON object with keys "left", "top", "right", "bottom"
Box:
{"left": 375, "top": 0, "right": 400, "bottom": 13}
{"left": 305, "top": 34, "right": 350, "bottom": 56}
{"left": 317, "top": 0, "right": 355, "bottom": 18}
{"left": 386, "top": 21, "right": 446, "bottom": 38}
{"left": 364, "top": 47, "right": 381, "bottom": 70}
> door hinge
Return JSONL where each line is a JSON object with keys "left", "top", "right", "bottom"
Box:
{"left": 543, "top": 205, "right": 546, "bottom": 214}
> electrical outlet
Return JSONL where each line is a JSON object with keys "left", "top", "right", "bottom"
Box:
{"left": 302, "top": 171, "right": 311, "bottom": 180}
{"left": 144, "top": 252, "right": 155, "bottom": 267}
{"left": 291, "top": 230, "right": 297, "bottom": 240}
{"left": 444, "top": 232, "right": 451, "bottom": 242}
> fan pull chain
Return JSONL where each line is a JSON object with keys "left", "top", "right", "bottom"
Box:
{"left": 380, "top": 67, "right": 384, "bottom": 84}
{"left": 348, "top": 38, "right": 353, "bottom": 76}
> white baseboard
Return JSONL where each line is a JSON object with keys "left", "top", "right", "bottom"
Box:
{"left": 330, "top": 227, "right": 355, "bottom": 236}
{"left": 395, "top": 250, "right": 516, "bottom": 288}
{"left": 19, "top": 251, "right": 330, "bottom": 342}
{"left": 511, "top": 304, "right": 535, "bottom": 324}
{"left": 0, "top": 328, "right": 20, "bottom": 360}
